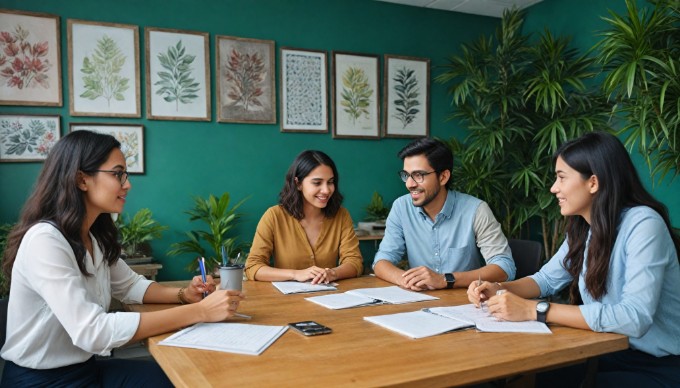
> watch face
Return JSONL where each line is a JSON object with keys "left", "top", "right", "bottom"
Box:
{"left": 537, "top": 301, "right": 549, "bottom": 313}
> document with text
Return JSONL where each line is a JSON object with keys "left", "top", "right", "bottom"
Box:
{"left": 272, "top": 281, "right": 338, "bottom": 294}
{"left": 305, "top": 286, "right": 438, "bottom": 309}
{"left": 427, "top": 304, "right": 552, "bottom": 334}
{"left": 364, "top": 310, "right": 473, "bottom": 339}
{"left": 159, "top": 323, "right": 288, "bottom": 355}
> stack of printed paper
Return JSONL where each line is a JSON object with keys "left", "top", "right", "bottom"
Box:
{"left": 159, "top": 323, "right": 288, "bottom": 355}
{"left": 306, "top": 286, "right": 439, "bottom": 309}
{"left": 272, "top": 281, "right": 337, "bottom": 294}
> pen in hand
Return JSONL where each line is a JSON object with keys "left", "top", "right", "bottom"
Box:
{"left": 198, "top": 257, "right": 209, "bottom": 298}
{"left": 478, "top": 273, "right": 487, "bottom": 312}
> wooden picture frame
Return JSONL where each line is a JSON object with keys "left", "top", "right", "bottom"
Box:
{"left": 68, "top": 19, "right": 140, "bottom": 117}
{"left": 384, "top": 55, "right": 430, "bottom": 138}
{"left": 332, "top": 51, "right": 380, "bottom": 139}
{"left": 0, "top": 114, "right": 60, "bottom": 162}
{"left": 145, "top": 27, "right": 210, "bottom": 121}
{"left": 0, "top": 9, "right": 62, "bottom": 106}
{"left": 280, "top": 47, "right": 327, "bottom": 133}
{"left": 216, "top": 35, "right": 275, "bottom": 124}
{"left": 70, "top": 123, "right": 144, "bottom": 173}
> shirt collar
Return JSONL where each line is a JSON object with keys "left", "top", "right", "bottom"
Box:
{"left": 416, "top": 190, "right": 456, "bottom": 221}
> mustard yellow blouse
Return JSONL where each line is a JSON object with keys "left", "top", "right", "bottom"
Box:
{"left": 245, "top": 205, "right": 363, "bottom": 280}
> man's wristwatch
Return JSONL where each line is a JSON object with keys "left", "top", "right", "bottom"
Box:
{"left": 444, "top": 273, "right": 455, "bottom": 289}
{"left": 536, "top": 301, "right": 550, "bottom": 323}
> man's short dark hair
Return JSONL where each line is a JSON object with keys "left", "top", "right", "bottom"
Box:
{"left": 398, "top": 138, "right": 453, "bottom": 190}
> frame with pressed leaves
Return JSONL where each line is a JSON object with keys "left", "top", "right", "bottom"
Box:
{"left": 145, "top": 27, "right": 210, "bottom": 121}
{"left": 332, "top": 51, "right": 380, "bottom": 139}
{"left": 68, "top": 19, "right": 140, "bottom": 117}
{"left": 0, "top": 114, "right": 60, "bottom": 162}
{"left": 383, "top": 54, "right": 430, "bottom": 138}
{"left": 69, "top": 123, "right": 145, "bottom": 174}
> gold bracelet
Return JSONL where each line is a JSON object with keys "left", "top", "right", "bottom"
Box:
{"left": 177, "top": 287, "right": 188, "bottom": 304}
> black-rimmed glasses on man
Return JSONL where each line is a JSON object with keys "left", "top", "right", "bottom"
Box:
{"left": 85, "top": 170, "right": 129, "bottom": 185}
{"left": 398, "top": 170, "right": 436, "bottom": 183}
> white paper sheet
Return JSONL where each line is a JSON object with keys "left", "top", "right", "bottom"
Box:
{"left": 306, "top": 292, "right": 383, "bottom": 309}
{"left": 427, "top": 304, "right": 552, "bottom": 334}
{"left": 346, "top": 286, "right": 439, "bottom": 304}
{"left": 272, "top": 281, "right": 338, "bottom": 294}
{"left": 364, "top": 310, "right": 473, "bottom": 339}
{"left": 159, "top": 323, "right": 288, "bottom": 355}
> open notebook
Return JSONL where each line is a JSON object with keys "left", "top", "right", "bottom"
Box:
{"left": 364, "top": 304, "right": 551, "bottom": 338}
{"left": 305, "top": 286, "right": 438, "bottom": 309}
{"left": 272, "top": 281, "right": 338, "bottom": 294}
{"left": 159, "top": 323, "right": 288, "bottom": 355}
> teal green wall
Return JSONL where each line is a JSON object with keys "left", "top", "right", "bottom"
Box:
{"left": 0, "top": 0, "right": 497, "bottom": 280}
{"left": 523, "top": 0, "right": 680, "bottom": 227}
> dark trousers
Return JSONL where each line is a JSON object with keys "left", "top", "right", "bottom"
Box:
{"left": 1, "top": 356, "right": 172, "bottom": 387}
{"left": 536, "top": 349, "right": 680, "bottom": 388}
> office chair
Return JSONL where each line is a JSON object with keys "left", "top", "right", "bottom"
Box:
{"left": 508, "top": 238, "right": 543, "bottom": 279}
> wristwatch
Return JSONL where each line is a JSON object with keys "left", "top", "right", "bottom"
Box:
{"left": 536, "top": 301, "right": 550, "bottom": 323}
{"left": 444, "top": 273, "right": 455, "bottom": 289}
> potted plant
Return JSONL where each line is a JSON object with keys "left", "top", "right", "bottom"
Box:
{"left": 115, "top": 208, "right": 168, "bottom": 264}
{"left": 357, "top": 192, "right": 390, "bottom": 236}
{"left": 167, "top": 192, "right": 250, "bottom": 274}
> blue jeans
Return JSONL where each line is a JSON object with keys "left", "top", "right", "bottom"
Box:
{"left": 536, "top": 349, "right": 680, "bottom": 388}
{"left": 1, "top": 356, "right": 172, "bottom": 387}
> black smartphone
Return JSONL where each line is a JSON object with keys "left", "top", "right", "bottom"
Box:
{"left": 288, "top": 321, "right": 332, "bottom": 336}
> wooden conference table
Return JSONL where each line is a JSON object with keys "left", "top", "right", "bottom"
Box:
{"left": 126, "top": 276, "right": 628, "bottom": 387}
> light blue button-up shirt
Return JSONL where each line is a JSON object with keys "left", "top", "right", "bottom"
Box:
{"left": 373, "top": 190, "right": 515, "bottom": 279}
{"left": 531, "top": 206, "right": 680, "bottom": 357}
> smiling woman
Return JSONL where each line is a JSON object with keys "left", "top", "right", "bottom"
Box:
{"left": 245, "top": 150, "right": 363, "bottom": 283}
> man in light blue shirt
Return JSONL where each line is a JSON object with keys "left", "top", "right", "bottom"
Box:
{"left": 373, "top": 138, "right": 515, "bottom": 290}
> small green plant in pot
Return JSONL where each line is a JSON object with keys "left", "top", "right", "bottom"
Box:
{"left": 168, "top": 192, "right": 251, "bottom": 274}
{"left": 115, "top": 208, "right": 168, "bottom": 262}
{"left": 365, "top": 192, "right": 390, "bottom": 223}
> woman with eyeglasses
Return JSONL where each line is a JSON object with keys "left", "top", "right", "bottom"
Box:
{"left": 245, "top": 150, "right": 363, "bottom": 284}
{"left": 1, "top": 130, "right": 245, "bottom": 386}
{"left": 468, "top": 132, "right": 680, "bottom": 387}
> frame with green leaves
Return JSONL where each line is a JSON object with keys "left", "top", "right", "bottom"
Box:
{"left": 69, "top": 123, "right": 144, "bottom": 174}
{"left": 145, "top": 27, "right": 210, "bottom": 121}
{"left": 0, "top": 114, "right": 60, "bottom": 162}
{"left": 0, "top": 9, "right": 62, "bottom": 107}
{"left": 67, "top": 19, "right": 140, "bottom": 117}
{"left": 280, "top": 47, "right": 328, "bottom": 133}
{"left": 332, "top": 51, "right": 380, "bottom": 139}
{"left": 383, "top": 55, "right": 429, "bottom": 138}
{"left": 216, "top": 35, "right": 275, "bottom": 124}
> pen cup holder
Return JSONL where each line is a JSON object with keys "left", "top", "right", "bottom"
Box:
{"left": 219, "top": 265, "right": 244, "bottom": 291}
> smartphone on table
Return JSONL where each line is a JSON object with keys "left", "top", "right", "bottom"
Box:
{"left": 288, "top": 321, "right": 332, "bottom": 336}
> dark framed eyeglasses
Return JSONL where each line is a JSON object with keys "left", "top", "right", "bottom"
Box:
{"left": 398, "top": 170, "right": 436, "bottom": 183}
{"left": 86, "top": 169, "right": 129, "bottom": 185}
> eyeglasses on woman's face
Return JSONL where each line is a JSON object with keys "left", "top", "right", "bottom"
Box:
{"left": 85, "top": 169, "right": 129, "bottom": 185}
{"left": 398, "top": 170, "right": 436, "bottom": 183}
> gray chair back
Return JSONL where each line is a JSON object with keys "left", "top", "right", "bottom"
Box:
{"left": 508, "top": 239, "right": 543, "bottom": 279}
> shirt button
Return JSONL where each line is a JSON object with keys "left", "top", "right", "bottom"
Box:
{"left": 434, "top": 252, "right": 438, "bottom": 256}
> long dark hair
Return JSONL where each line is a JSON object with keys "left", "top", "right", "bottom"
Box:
{"left": 2, "top": 130, "right": 123, "bottom": 289}
{"left": 279, "top": 150, "right": 343, "bottom": 219}
{"left": 398, "top": 138, "right": 454, "bottom": 190}
{"left": 556, "top": 131, "right": 680, "bottom": 303}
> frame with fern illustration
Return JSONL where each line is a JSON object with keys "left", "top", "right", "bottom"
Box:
{"left": 0, "top": 114, "right": 60, "bottom": 162}
{"left": 332, "top": 51, "right": 380, "bottom": 139}
{"left": 384, "top": 55, "right": 429, "bottom": 138}
{"left": 145, "top": 27, "right": 210, "bottom": 121}
{"left": 216, "top": 35, "right": 275, "bottom": 124}
{"left": 67, "top": 19, "right": 140, "bottom": 118}
{"left": 0, "top": 9, "right": 62, "bottom": 107}
{"left": 69, "top": 123, "right": 144, "bottom": 174}
{"left": 280, "top": 47, "right": 328, "bottom": 133}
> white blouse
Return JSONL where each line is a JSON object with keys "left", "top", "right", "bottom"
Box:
{"left": 1, "top": 222, "right": 153, "bottom": 369}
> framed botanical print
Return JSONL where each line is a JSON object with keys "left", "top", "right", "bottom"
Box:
{"left": 0, "top": 114, "right": 60, "bottom": 162}
{"left": 332, "top": 52, "right": 380, "bottom": 139}
{"left": 384, "top": 55, "right": 430, "bottom": 138}
{"left": 70, "top": 123, "right": 144, "bottom": 173}
{"left": 0, "top": 9, "right": 62, "bottom": 106}
{"left": 68, "top": 19, "right": 140, "bottom": 117}
{"left": 145, "top": 27, "right": 210, "bottom": 121}
{"left": 216, "top": 35, "right": 275, "bottom": 124}
{"left": 280, "top": 47, "right": 327, "bottom": 133}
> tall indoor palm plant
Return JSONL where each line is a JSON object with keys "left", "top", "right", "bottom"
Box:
{"left": 436, "top": 8, "right": 613, "bottom": 257}
{"left": 596, "top": 0, "right": 679, "bottom": 182}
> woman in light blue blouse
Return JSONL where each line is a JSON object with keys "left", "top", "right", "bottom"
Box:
{"left": 468, "top": 131, "right": 680, "bottom": 387}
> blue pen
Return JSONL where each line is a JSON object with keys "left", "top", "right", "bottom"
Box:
{"left": 198, "top": 257, "right": 208, "bottom": 298}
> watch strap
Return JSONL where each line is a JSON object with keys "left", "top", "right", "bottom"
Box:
{"left": 444, "top": 273, "right": 455, "bottom": 289}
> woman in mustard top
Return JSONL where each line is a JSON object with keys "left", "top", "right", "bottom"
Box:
{"left": 245, "top": 150, "right": 363, "bottom": 283}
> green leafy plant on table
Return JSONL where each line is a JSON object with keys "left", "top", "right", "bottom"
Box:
{"left": 365, "top": 192, "right": 390, "bottom": 222}
{"left": 168, "top": 192, "right": 250, "bottom": 273}
{"left": 435, "top": 8, "right": 613, "bottom": 258}
{"left": 115, "top": 208, "right": 168, "bottom": 261}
